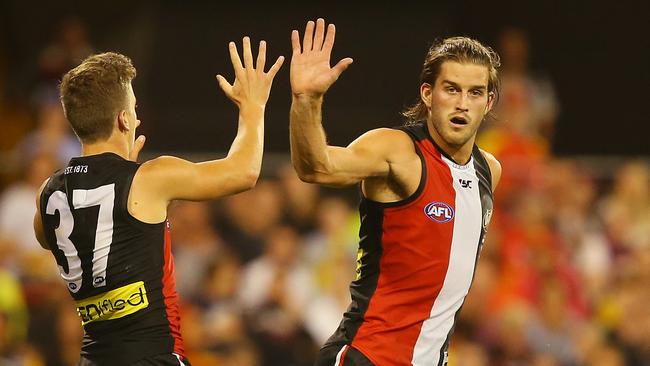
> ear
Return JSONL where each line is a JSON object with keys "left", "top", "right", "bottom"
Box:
{"left": 117, "top": 110, "right": 130, "bottom": 133}
{"left": 485, "top": 92, "right": 496, "bottom": 114}
{"left": 420, "top": 83, "right": 432, "bottom": 109}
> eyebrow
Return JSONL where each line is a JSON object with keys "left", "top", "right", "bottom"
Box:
{"left": 441, "top": 80, "right": 487, "bottom": 90}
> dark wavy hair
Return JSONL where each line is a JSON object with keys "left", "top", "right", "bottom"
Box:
{"left": 403, "top": 37, "right": 501, "bottom": 125}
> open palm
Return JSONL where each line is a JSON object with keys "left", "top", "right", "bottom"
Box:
{"left": 217, "top": 37, "right": 284, "bottom": 108}
{"left": 290, "top": 19, "right": 353, "bottom": 98}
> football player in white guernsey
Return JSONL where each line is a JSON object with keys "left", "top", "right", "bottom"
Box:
{"left": 290, "top": 19, "right": 502, "bottom": 366}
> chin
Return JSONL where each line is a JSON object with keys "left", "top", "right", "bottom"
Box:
{"left": 441, "top": 133, "right": 469, "bottom": 147}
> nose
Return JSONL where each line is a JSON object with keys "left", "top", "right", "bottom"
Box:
{"left": 456, "top": 93, "right": 469, "bottom": 112}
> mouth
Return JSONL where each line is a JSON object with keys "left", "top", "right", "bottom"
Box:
{"left": 449, "top": 116, "right": 469, "bottom": 126}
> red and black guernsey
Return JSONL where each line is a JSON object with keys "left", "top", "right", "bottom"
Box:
{"left": 324, "top": 122, "right": 494, "bottom": 366}
{"left": 40, "top": 152, "right": 184, "bottom": 365}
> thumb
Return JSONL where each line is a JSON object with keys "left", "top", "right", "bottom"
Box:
{"left": 216, "top": 74, "right": 233, "bottom": 97}
{"left": 332, "top": 57, "right": 353, "bottom": 77}
{"left": 129, "top": 135, "right": 146, "bottom": 162}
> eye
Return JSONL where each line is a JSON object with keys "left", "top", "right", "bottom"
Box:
{"left": 446, "top": 86, "right": 457, "bottom": 93}
{"left": 470, "top": 89, "right": 484, "bottom": 97}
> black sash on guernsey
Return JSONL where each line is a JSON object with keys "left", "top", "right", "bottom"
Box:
{"left": 40, "top": 152, "right": 182, "bottom": 365}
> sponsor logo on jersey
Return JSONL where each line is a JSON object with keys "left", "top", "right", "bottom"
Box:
{"left": 458, "top": 178, "right": 472, "bottom": 188}
{"left": 76, "top": 281, "right": 149, "bottom": 325}
{"left": 424, "top": 201, "right": 455, "bottom": 223}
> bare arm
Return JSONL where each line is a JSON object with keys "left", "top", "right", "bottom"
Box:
{"left": 33, "top": 179, "right": 49, "bottom": 250}
{"left": 480, "top": 149, "right": 502, "bottom": 192}
{"left": 135, "top": 38, "right": 284, "bottom": 203}
{"left": 138, "top": 104, "right": 265, "bottom": 200}
{"left": 290, "top": 19, "right": 391, "bottom": 186}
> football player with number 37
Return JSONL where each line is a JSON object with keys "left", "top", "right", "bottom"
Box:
{"left": 33, "top": 37, "right": 283, "bottom": 365}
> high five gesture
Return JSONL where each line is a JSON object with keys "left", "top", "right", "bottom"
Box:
{"left": 218, "top": 37, "right": 284, "bottom": 108}
{"left": 290, "top": 18, "right": 353, "bottom": 97}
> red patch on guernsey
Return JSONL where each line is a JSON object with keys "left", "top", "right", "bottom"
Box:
{"left": 163, "top": 221, "right": 185, "bottom": 357}
{"left": 351, "top": 141, "right": 456, "bottom": 365}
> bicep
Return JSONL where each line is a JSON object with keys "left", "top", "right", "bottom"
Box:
{"left": 138, "top": 156, "right": 256, "bottom": 202}
{"left": 321, "top": 145, "right": 390, "bottom": 186}
{"left": 304, "top": 129, "right": 403, "bottom": 187}
{"left": 481, "top": 151, "right": 502, "bottom": 192}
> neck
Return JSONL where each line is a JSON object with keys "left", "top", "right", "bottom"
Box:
{"left": 426, "top": 121, "right": 474, "bottom": 165}
{"left": 81, "top": 135, "right": 129, "bottom": 160}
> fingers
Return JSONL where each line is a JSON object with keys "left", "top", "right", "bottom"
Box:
{"left": 228, "top": 42, "right": 244, "bottom": 80}
{"left": 332, "top": 57, "right": 354, "bottom": 77}
{"left": 129, "top": 135, "right": 146, "bottom": 162}
{"left": 312, "top": 18, "right": 325, "bottom": 51}
{"left": 322, "top": 24, "right": 336, "bottom": 55}
{"left": 242, "top": 36, "right": 254, "bottom": 70}
{"left": 291, "top": 30, "right": 301, "bottom": 55}
{"left": 302, "top": 20, "right": 314, "bottom": 52}
{"left": 267, "top": 56, "right": 285, "bottom": 78}
{"left": 257, "top": 40, "right": 267, "bottom": 72}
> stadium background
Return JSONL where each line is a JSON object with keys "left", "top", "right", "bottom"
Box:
{"left": 1, "top": 1, "right": 649, "bottom": 365}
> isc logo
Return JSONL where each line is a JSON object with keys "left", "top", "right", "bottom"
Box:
{"left": 424, "top": 201, "right": 455, "bottom": 223}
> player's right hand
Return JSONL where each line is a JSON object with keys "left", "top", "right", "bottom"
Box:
{"left": 290, "top": 18, "right": 353, "bottom": 98}
{"left": 217, "top": 37, "right": 284, "bottom": 109}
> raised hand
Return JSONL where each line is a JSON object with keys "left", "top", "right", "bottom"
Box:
{"left": 290, "top": 18, "right": 353, "bottom": 98}
{"left": 217, "top": 37, "right": 284, "bottom": 108}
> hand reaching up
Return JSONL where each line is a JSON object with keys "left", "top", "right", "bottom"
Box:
{"left": 217, "top": 37, "right": 284, "bottom": 109}
{"left": 290, "top": 18, "right": 353, "bottom": 98}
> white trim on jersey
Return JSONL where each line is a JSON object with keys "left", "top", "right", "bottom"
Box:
{"left": 173, "top": 353, "right": 185, "bottom": 366}
{"left": 334, "top": 345, "right": 349, "bottom": 366}
{"left": 411, "top": 157, "right": 482, "bottom": 365}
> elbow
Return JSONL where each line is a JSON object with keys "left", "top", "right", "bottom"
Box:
{"left": 294, "top": 166, "right": 331, "bottom": 184}
{"left": 239, "top": 170, "right": 260, "bottom": 191}
{"left": 292, "top": 163, "right": 319, "bottom": 184}
{"left": 297, "top": 172, "right": 318, "bottom": 184}
{"left": 290, "top": 152, "right": 334, "bottom": 184}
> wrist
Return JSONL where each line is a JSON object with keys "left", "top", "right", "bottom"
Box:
{"left": 239, "top": 103, "right": 266, "bottom": 115}
{"left": 238, "top": 104, "right": 265, "bottom": 124}
{"left": 291, "top": 93, "right": 324, "bottom": 103}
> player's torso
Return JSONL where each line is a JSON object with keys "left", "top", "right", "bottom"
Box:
{"left": 40, "top": 152, "right": 183, "bottom": 364}
{"left": 328, "top": 123, "right": 493, "bottom": 366}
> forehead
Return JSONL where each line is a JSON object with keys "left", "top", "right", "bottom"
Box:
{"left": 436, "top": 61, "right": 489, "bottom": 87}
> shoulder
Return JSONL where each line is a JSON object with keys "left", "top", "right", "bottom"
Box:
{"left": 352, "top": 128, "right": 416, "bottom": 156}
{"left": 479, "top": 149, "right": 502, "bottom": 192}
{"left": 139, "top": 155, "right": 186, "bottom": 168}
{"left": 136, "top": 155, "right": 190, "bottom": 178}
{"left": 359, "top": 127, "right": 413, "bottom": 142}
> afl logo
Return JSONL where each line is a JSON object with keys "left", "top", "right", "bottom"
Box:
{"left": 424, "top": 201, "right": 455, "bottom": 223}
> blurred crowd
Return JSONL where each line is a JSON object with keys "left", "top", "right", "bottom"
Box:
{"left": 1, "top": 20, "right": 649, "bottom": 366}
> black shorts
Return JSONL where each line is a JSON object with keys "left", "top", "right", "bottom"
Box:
{"left": 315, "top": 344, "right": 374, "bottom": 366}
{"left": 78, "top": 353, "right": 191, "bottom": 366}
